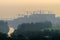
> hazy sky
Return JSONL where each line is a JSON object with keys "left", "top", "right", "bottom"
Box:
{"left": 0, "top": 0, "right": 60, "bottom": 19}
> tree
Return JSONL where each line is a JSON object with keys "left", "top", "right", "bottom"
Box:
{"left": 0, "top": 33, "right": 8, "bottom": 40}
{"left": 0, "top": 20, "right": 9, "bottom": 34}
{"left": 17, "top": 21, "right": 52, "bottom": 32}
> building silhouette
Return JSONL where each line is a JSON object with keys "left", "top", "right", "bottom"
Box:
{"left": 8, "top": 13, "right": 57, "bottom": 29}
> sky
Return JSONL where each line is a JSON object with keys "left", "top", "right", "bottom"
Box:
{"left": 0, "top": 0, "right": 60, "bottom": 20}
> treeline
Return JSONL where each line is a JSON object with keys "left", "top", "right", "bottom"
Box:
{"left": 0, "top": 30, "right": 60, "bottom": 40}
{"left": 0, "top": 21, "right": 60, "bottom": 40}
{"left": 17, "top": 21, "right": 52, "bottom": 32}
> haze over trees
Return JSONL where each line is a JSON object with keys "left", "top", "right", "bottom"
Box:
{"left": 0, "top": 20, "right": 9, "bottom": 34}
{"left": 0, "top": 20, "right": 60, "bottom": 40}
{"left": 16, "top": 21, "right": 52, "bottom": 33}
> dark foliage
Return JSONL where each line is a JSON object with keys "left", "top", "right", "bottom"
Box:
{"left": 0, "top": 33, "right": 8, "bottom": 40}
{"left": 0, "top": 30, "right": 60, "bottom": 40}
{"left": 0, "top": 22, "right": 60, "bottom": 40}
{"left": 10, "top": 30, "right": 60, "bottom": 40}
{"left": 17, "top": 21, "right": 52, "bottom": 32}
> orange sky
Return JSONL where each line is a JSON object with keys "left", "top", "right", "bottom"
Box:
{"left": 0, "top": 0, "right": 60, "bottom": 20}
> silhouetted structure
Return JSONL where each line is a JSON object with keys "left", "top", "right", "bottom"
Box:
{"left": 8, "top": 14, "right": 56, "bottom": 29}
